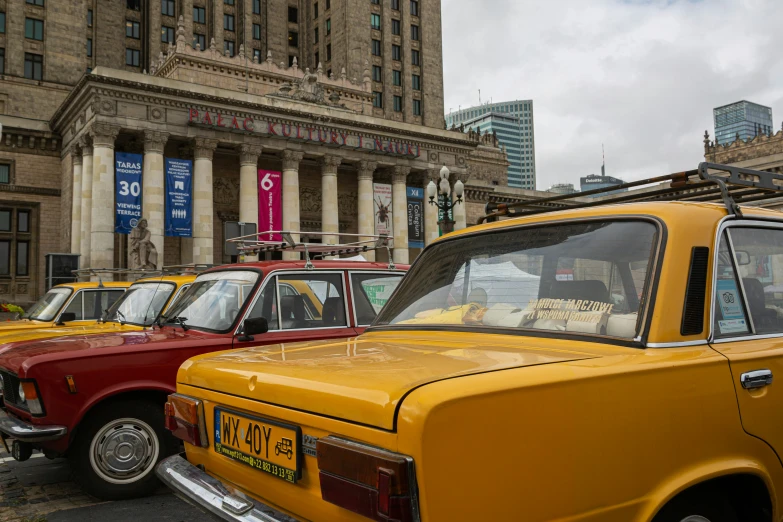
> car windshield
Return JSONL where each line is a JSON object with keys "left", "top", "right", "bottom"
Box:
{"left": 375, "top": 220, "right": 659, "bottom": 340}
{"left": 105, "top": 282, "right": 175, "bottom": 326}
{"left": 24, "top": 287, "right": 73, "bottom": 321}
{"left": 163, "top": 270, "right": 259, "bottom": 331}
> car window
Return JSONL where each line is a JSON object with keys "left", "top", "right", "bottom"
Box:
{"left": 64, "top": 290, "right": 124, "bottom": 321}
{"left": 276, "top": 273, "right": 346, "bottom": 329}
{"left": 63, "top": 292, "right": 84, "bottom": 320}
{"left": 714, "top": 227, "right": 783, "bottom": 337}
{"left": 247, "top": 278, "right": 280, "bottom": 330}
{"left": 106, "top": 283, "right": 175, "bottom": 326}
{"left": 376, "top": 221, "right": 659, "bottom": 339}
{"left": 351, "top": 273, "right": 404, "bottom": 325}
{"left": 25, "top": 287, "right": 72, "bottom": 321}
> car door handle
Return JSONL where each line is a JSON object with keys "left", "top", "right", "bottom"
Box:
{"left": 740, "top": 369, "right": 773, "bottom": 390}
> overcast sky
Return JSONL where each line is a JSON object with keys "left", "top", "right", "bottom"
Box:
{"left": 441, "top": 0, "right": 783, "bottom": 189}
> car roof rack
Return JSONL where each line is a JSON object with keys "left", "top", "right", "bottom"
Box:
{"left": 479, "top": 162, "right": 783, "bottom": 224}
{"left": 227, "top": 231, "right": 395, "bottom": 270}
{"left": 160, "top": 264, "right": 215, "bottom": 275}
{"left": 72, "top": 267, "right": 165, "bottom": 287}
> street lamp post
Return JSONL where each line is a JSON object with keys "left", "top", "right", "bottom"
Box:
{"left": 427, "top": 166, "right": 464, "bottom": 235}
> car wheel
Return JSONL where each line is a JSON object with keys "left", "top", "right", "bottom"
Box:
{"left": 653, "top": 494, "right": 738, "bottom": 522}
{"left": 69, "top": 400, "right": 177, "bottom": 500}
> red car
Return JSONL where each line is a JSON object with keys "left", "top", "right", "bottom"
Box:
{"left": 0, "top": 260, "right": 406, "bottom": 500}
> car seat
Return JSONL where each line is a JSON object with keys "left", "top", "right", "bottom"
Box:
{"left": 321, "top": 297, "right": 345, "bottom": 327}
{"left": 742, "top": 277, "right": 778, "bottom": 332}
{"left": 280, "top": 295, "right": 305, "bottom": 329}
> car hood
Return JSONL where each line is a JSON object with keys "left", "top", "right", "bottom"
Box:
{"left": 179, "top": 330, "right": 603, "bottom": 430}
{"left": 0, "top": 319, "right": 52, "bottom": 331}
{"left": 0, "top": 322, "right": 145, "bottom": 353}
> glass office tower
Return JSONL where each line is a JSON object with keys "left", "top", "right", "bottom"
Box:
{"left": 714, "top": 101, "right": 773, "bottom": 146}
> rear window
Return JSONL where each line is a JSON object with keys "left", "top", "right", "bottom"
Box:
{"left": 375, "top": 220, "right": 659, "bottom": 339}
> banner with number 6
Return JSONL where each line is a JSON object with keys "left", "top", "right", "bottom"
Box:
{"left": 115, "top": 152, "right": 143, "bottom": 234}
{"left": 258, "top": 169, "right": 282, "bottom": 242}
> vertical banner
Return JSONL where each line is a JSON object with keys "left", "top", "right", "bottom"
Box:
{"left": 437, "top": 193, "right": 453, "bottom": 236}
{"left": 257, "top": 169, "right": 282, "bottom": 241}
{"left": 406, "top": 186, "right": 424, "bottom": 248}
{"left": 114, "top": 152, "right": 143, "bottom": 234}
{"left": 373, "top": 183, "right": 393, "bottom": 236}
{"left": 164, "top": 158, "right": 193, "bottom": 237}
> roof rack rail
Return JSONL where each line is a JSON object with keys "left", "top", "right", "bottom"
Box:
{"left": 479, "top": 162, "right": 783, "bottom": 224}
{"left": 71, "top": 267, "right": 165, "bottom": 287}
{"left": 226, "top": 231, "right": 395, "bottom": 270}
{"left": 161, "top": 264, "right": 215, "bottom": 275}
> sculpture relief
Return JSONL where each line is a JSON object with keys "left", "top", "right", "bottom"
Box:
{"left": 129, "top": 219, "right": 158, "bottom": 270}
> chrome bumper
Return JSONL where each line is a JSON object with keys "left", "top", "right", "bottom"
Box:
{"left": 156, "top": 454, "right": 300, "bottom": 522}
{"left": 0, "top": 408, "right": 66, "bottom": 442}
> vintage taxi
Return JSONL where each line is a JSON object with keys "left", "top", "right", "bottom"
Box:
{"left": 0, "top": 258, "right": 405, "bottom": 501}
{"left": 158, "top": 164, "right": 783, "bottom": 522}
{"left": 0, "top": 281, "right": 129, "bottom": 333}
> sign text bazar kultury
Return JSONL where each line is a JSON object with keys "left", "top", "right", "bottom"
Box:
{"left": 188, "top": 109, "right": 421, "bottom": 158}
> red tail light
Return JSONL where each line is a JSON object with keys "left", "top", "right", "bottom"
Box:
{"left": 164, "top": 394, "right": 208, "bottom": 448}
{"left": 317, "top": 436, "right": 418, "bottom": 522}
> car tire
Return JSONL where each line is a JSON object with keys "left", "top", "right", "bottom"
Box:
{"left": 653, "top": 493, "right": 738, "bottom": 522}
{"left": 69, "top": 400, "right": 178, "bottom": 500}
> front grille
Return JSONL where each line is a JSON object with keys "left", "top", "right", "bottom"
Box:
{"left": 0, "top": 369, "right": 22, "bottom": 408}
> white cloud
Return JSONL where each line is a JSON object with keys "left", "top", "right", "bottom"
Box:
{"left": 442, "top": 0, "right": 783, "bottom": 188}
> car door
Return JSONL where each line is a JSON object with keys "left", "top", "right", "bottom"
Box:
{"left": 233, "top": 270, "right": 357, "bottom": 349}
{"left": 709, "top": 224, "right": 783, "bottom": 460}
{"left": 348, "top": 271, "right": 405, "bottom": 333}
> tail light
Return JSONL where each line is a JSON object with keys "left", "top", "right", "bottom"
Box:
{"left": 19, "top": 380, "right": 45, "bottom": 416}
{"left": 164, "top": 394, "right": 208, "bottom": 448}
{"left": 317, "top": 436, "right": 418, "bottom": 522}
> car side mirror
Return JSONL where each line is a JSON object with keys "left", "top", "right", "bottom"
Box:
{"left": 237, "top": 317, "right": 268, "bottom": 341}
{"left": 734, "top": 250, "right": 751, "bottom": 265}
{"left": 56, "top": 312, "right": 77, "bottom": 325}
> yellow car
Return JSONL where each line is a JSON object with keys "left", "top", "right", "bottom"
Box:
{"left": 158, "top": 165, "right": 783, "bottom": 522}
{"left": 0, "top": 275, "right": 194, "bottom": 347}
{"left": 0, "top": 282, "right": 130, "bottom": 334}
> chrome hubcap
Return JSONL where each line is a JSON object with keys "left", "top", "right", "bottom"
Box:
{"left": 89, "top": 417, "right": 159, "bottom": 484}
{"left": 680, "top": 517, "right": 710, "bottom": 522}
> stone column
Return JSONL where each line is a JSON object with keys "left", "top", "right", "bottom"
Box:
{"left": 281, "top": 150, "right": 304, "bottom": 261}
{"left": 193, "top": 138, "right": 218, "bottom": 265}
{"left": 357, "top": 161, "right": 377, "bottom": 261}
{"left": 89, "top": 123, "right": 121, "bottom": 270}
{"left": 320, "top": 155, "right": 341, "bottom": 249}
{"left": 239, "top": 143, "right": 262, "bottom": 262}
{"left": 143, "top": 131, "right": 169, "bottom": 269}
{"left": 79, "top": 139, "right": 94, "bottom": 268}
{"left": 424, "top": 170, "right": 439, "bottom": 246}
{"left": 70, "top": 146, "right": 83, "bottom": 254}
{"left": 392, "top": 166, "right": 410, "bottom": 264}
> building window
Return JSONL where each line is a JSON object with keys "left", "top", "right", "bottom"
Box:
{"left": 127, "top": 0, "right": 141, "bottom": 10}
{"left": 410, "top": 24, "right": 419, "bottom": 40}
{"left": 372, "top": 40, "right": 382, "bottom": 56}
{"left": 314, "top": 2, "right": 318, "bottom": 18}
{"left": 288, "top": 31, "right": 298, "bottom": 47}
{"left": 16, "top": 241, "right": 28, "bottom": 276}
{"left": 225, "top": 0, "right": 234, "bottom": 4}
{"left": 314, "top": 27, "right": 318, "bottom": 43}
{"left": 224, "top": 14, "right": 235, "bottom": 31}
{"left": 289, "top": 55, "right": 296, "bottom": 67}
{"left": 87, "top": 9, "right": 93, "bottom": 27}
{"left": 162, "top": 0, "right": 175, "bottom": 16}
{"left": 326, "top": 0, "right": 331, "bottom": 9}
{"left": 372, "top": 65, "right": 381, "bottom": 82}
{"left": 193, "top": 33, "right": 206, "bottom": 50}
{"left": 224, "top": 40, "right": 235, "bottom": 56}
{"left": 392, "top": 0, "right": 400, "bottom": 9}
{"left": 161, "top": 26, "right": 175, "bottom": 43}
{"left": 391, "top": 19, "right": 400, "bottom": 35}
{"left": 0, "top": 49, "right": 5, "bottom": 75}
{"left": 24, "top": 53, "right": 43, "bottom": 79}
{"left": 314, "top": 51, "right": 319, "bottom": 65}
{"left": 371, "top": 13, "right": 381, "bottom": 30}
{"left": 0, "top": 240, "right": 8, "bottom": 275}
{"left": 253, "top": 23, "right": 261, "bottom": 40}
{"left": 25, "top": 18, "right": 44, "bottom": 41}
{"left": 326, "top": 68, "right": 331, "bottom": 77}
{"left": 125, "top": 48, "right": 140, "bottom": 66}
{"left": 288, "top": 6, "right": 298, "bottom": 23}
{"left": 254, "top": 0, "right": 261, "bottom": 14}
{"left": 253, "top": 49, "right": 262, "bottom": 62}
{"left": 126, "top": 20, "right": 140, "bottom": 39}
{"left": 0, "top": 165, "right": 9, "bottom": 184}
{"left": 17, "top": 211, "right": 29, "bottom": 233}
{"left": 193, "top": 6, "right": 206, "bottom": 24}
{"left": 26, "top": 0, "right": 44, "bottom": 5}
{"left": 372, "top": 91, "right": 383, "bottom": 108}
{"left": 326, "top": 18, "right": 331, "bottom": 35}
{"left": 410, "top": 0, "right": 418, "bottom": 16}
{"left": 393, "top": 95, "right": 402, "bottom": 112}
{"left": 412, "top": 73, "right": 420, "bottom": 90}
{"left": 0, "top": 211, "right": 9, "bottom": 231}
{"left": 392, "top": 44, "right": 400, "bottom": 60}
{"left": 371, "top": 0, "right": 379, "bottom": 3}
{"left": 392, "top": 70, "right": 401, "bottom": 86}
{"left": 87, "top": 38, "right": 93, "bottom": 57}
{"left": 326, "top": 43, "right": 331, "bottom": 61}
{"left": 411, "top": 49, "right": 420, "bottom": 65}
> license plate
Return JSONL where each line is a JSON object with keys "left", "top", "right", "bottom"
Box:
{"left": 214, "top": 408, "right": 301, "bottom": 483}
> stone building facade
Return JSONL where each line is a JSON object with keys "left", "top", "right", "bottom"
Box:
{"left": 703, "top": 127, "right": 783, "bottom": 173}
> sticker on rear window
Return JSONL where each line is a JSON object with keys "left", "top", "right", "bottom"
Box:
{"left": 718, "top": 318, "right": 749, "bottom": 334}
{"left": 716, "top": 279, "right": 745, "bottom": 320}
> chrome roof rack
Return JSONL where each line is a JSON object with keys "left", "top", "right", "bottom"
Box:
{"left": 480, "top": 162, "right": 783, "bottom": 224}
{"left": 71, "top": 267, "right": 165, "bottom": 287}
{"left": 161, "top": 264, "right": 215, "bottom": 275}
{"left": 227, "top": 231, "right": 395, "bottom": 270}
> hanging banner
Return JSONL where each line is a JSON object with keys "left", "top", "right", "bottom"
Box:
{"left": 114, "top": 152, "right": 143, "bottom": 234}
{"left": 258, "top": 169, "right": 282, "bottom": 241}
{"left": 438, "top": 193, "right": 453, "bottom": 236}
{"left": 373, "top": 183, "right": 393, "bottom": 237}
{"left": 407, "top": 186, "right": 424, "bottom": 248}
{"left": 164, "top": 158, "right": 193, "bottom": 237}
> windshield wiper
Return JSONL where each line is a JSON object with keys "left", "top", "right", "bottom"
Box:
{"left": 169, "top": 316, "right": 189, "bottom": 331}
{"left": 115, "top": 309, "right": 126, "bottom": 325}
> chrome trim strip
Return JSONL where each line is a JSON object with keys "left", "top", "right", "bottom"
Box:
{"left": 712, "top": 332, "right": 783, "bottom": 344}
{"left": 0, "top": 408, "right": 67, "bottom": 442}
{"left": 155, "top": 454, "right": 299, "bottom": 522}
{"left": 725, "top": 229, "right": 755, "bottom": 334}
{"left": 646, "top": 340, "right": 709, "bottom": 348}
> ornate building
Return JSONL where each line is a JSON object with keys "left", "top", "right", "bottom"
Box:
{"left": 704, "top": 127, "right": 783, "bottom": 173}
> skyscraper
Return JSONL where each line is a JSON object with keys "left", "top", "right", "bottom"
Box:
{"left": 445, "top": 100, "right": 536, "bottom": 189}
{"left": 713, "top": 101, "right": 774, "bottom": 146}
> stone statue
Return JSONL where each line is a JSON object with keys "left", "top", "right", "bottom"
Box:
{"left": 129, "top": 219, "right": 158, "bottom": 270}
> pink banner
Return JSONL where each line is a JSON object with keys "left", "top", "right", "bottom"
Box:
{"left": 258, "top": 169, "right": 282, "bottom": 241}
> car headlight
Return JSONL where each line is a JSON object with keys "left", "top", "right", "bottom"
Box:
{"left": 18, "top": 382, "right": 24, "bottom": 402}
{"left": 18, "top": 381, "right": 44, "bottom": 416}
